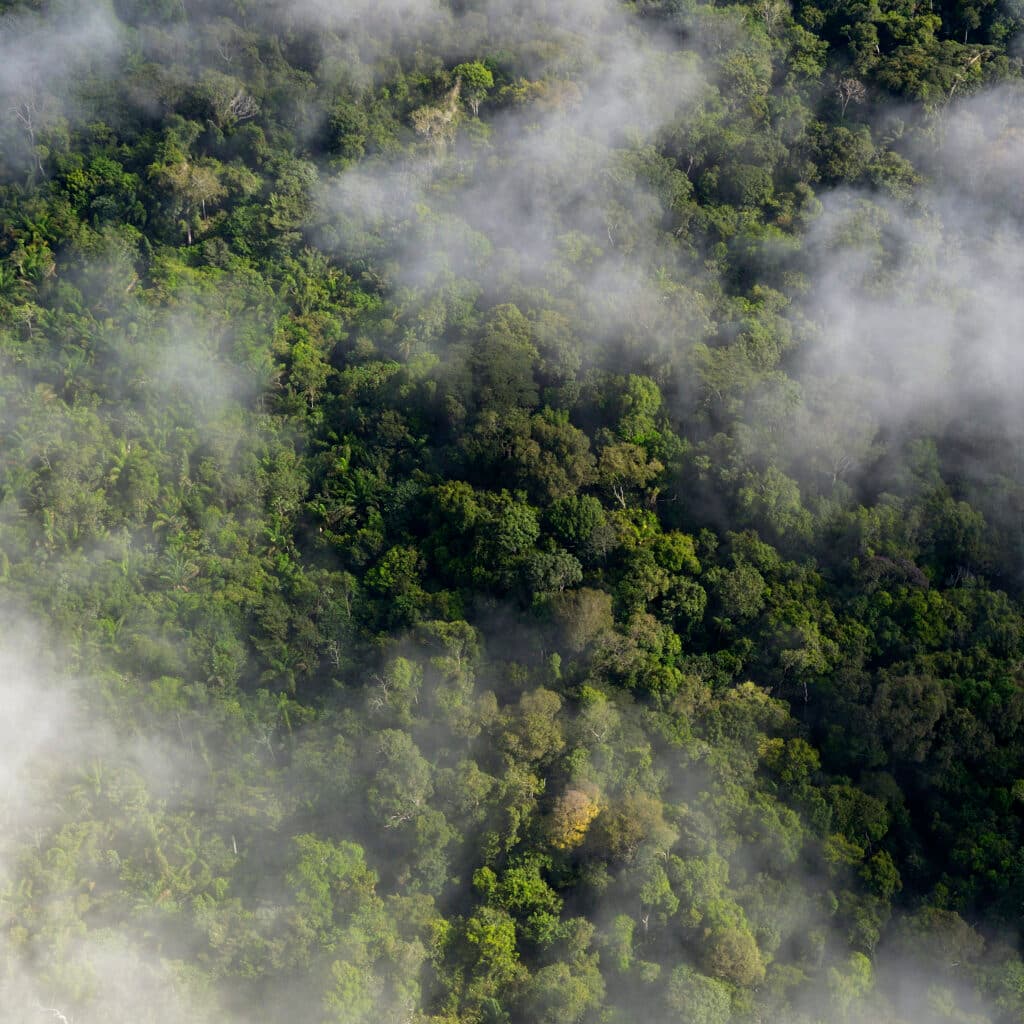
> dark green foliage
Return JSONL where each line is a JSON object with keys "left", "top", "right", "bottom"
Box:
{"left": 2, "top": 0, "right": 1024, "bottom": 1021}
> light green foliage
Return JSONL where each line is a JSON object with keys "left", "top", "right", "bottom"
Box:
{"left": 367, "top": 729, "right": 434, "bottom": 829}
{"left": 453, "top": 62, "right": 495, "bottom": 116}
{"left": 3, "top": 0, "right": 1024, "bottom": 1022}
{"left": 475, "top": 856, "right": 563, "bottom": 945}
{"left": 287, "top": 835, "right": 378, "bottom": 941}
{"left": 519, "top": 958, "right": 605, "bottom": 1024}
{"left": 703, "top": 923, "right": 767, "bottom": 986}
{"left": 827, "top": 952, "right": 874, "bottom": 1018}
{"left": 666, "top": 964, "right": 732, "bottom": 1024}
{"left": 464, "top": 906, "right": 521, "bottom": 984}
{"left": 499, "top": 689, "right": 565, "bottom": 766}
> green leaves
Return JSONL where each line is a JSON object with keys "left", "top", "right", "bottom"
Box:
{"left": 453, "top": 62, "right": 495, "bottom": 117}
{"left": 5, "top": 0, "right": 1024, "bottom": 1021}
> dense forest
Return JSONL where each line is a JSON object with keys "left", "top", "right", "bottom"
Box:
{"left": 3, "top": 0, "right": 1024, "bottom": 1021}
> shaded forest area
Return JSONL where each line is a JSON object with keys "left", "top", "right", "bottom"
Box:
{"left": 3, "top": 0, "right": 1024, "bottom": 1021}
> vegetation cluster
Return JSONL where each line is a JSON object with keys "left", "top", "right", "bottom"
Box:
{"left": 3, "top": 0, "right": 1024, "bottom": 1021}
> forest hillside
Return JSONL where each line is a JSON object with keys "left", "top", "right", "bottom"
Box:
{"left": 3, "top": 1, "right": 1024, "bottom": 1022}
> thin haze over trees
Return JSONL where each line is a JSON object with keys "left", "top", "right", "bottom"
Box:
{"left": 2, "top": 0, "right": 1024, "bottom": 1022}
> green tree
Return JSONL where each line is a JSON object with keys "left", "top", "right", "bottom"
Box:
{"left": 454, "top": 61, "right": 495, "bottom": 117}
{"left": 367, "top": 729, "right": 434, "bottom": 829}
{"left": 666, "top": 964, "right": 732, "bottom": 1024}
